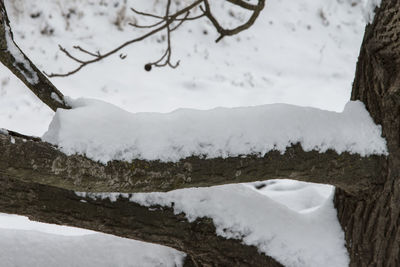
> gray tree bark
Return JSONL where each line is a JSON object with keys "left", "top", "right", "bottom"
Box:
{"left": 0, "top": 132, "right": 385, "bottom": 193}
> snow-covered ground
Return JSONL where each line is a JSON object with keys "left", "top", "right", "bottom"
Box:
{"left": 0, "top": 227, "right": 184, "bottom": 267}
{"left": 0, "top": 0, "right": 380, "bottom": 266}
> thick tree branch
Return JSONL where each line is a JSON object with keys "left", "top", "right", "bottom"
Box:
{"left": 0, "top": 174, "right": 283, "bottom": 266}
{"left": 0, "top": 131, "right": 386, "bottom": 194}
{"left": 0, "top": 0, "right": 70, "bottom": 111}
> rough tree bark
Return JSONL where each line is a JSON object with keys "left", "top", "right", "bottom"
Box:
{"left": 334, "top": 0, "right": 400, "bottom": 266}
{"left": 1, "top": 0, "right": 400, "bottom": 266}
{"left": 0, "top": 132, "right": 385, "bottom": 193}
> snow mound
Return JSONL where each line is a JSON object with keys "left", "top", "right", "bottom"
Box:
{"left": 252, "top": 179, "right": 334, "bottom": 213}
{"left": 78, "top": 183, "right": 348, "bottom": 267}
{"left": 43, "top": 98, "right": 387, "bottom": 163}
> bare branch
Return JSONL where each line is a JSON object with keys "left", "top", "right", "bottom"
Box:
{"left": 131, "top": 7, "right": 164, "bottom": 20}
{"left": 225, "top": 0, "right": 260, "bottom": 10}
{"left": 170, "top": 12, "right": 191, "bottom": 31}
{"left": 178, "top": 12, "right": 206, "bottom": 21}
{"left": 203, "top": 0, "right": 266, "bottom": 42}
{"left": 0, "top": 130, "right": 386, "bottom": 194}
{"left": 49, "top": 0, "right": 266, "bottom": 77}
{"left": 129, "top": 19, "right": 164, "bottom": 29}
{"left": 144, "top": 0, "right": 181, "bottom": 70}
{"left": 73, "top": 45, "right": 101, "bottom": 58}
{"left": 47, "top": 0, "right": 204, "bottom": 77}
{"left": 58, "top": 45, "right": 85, "bottom": 64}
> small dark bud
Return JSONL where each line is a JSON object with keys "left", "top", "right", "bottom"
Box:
{"left": 144, "top": 64, "right": 152, "bottom": 71}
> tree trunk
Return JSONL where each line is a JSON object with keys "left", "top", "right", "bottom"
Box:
{"left": 335, "top": 0, "right": 400, "bottom": 265}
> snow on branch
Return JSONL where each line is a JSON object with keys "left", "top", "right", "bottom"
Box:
{"left": 43, "top": 99, "right": 387, "bottom": 163}
{"left": 0, "top": 0, "right": 70, "bottom": 111}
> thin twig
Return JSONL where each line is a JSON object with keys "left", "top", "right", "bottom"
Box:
{"left": 131, "top": 7, "right": 164, "bottom": 19}
{"left": 129, "top": 19, "right": 164, "bottom": 29}
{"left": 73, "top": 46, "right": 100, "bottom": 57}
{"left": 170, "top": 12, "right": 191, "bottom": 32}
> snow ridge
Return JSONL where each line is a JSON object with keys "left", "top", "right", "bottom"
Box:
{"left": 43, "top": 98, "right": 387, "bottom": 163}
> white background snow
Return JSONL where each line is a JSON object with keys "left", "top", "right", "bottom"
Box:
{"left": 0, "top": 0, "right": 380, "bottom": 266}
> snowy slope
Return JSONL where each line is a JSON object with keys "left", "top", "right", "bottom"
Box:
{"left": 0, "top": 0, "right": 380, "bottom": 266}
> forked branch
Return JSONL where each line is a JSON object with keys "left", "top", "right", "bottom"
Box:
{"left": 47, "top": 0, "right": 266, "bottom": 77}
{"left": 203, "top": 0, "right": 265, "bottom": 42}
{"left": 46, "top": 0, "right": 204, "bottom": 77}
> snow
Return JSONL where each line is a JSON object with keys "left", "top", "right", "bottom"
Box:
{"left": 0, "top": 229, "right": 184, "bottom": 267}
{"left": 0, "top": 213, "right": 185, "bottom": 267}
{"left": 0, "top": 213, "right": 94, "bottom": 236}
{"left": 361, "top": 0, "right": 382, "bottom": 23}
{"left": 0, "top": 0, "right": 385, "bottom": 266}
{"left": 77, "top": 182, "right": 347, "bottom": 267}
{"left": 51, "top": 92, "right": 63, "bottom": 104}
{"left": 0, "top": 128, "right": 8, "bottom": 135}
{"left": 43, "top": 98, "right": 387, "bottom": 163}
{"left": 254, "top": 180, "right": 334, "bottom": 213}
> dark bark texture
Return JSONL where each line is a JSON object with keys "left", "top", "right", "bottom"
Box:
{"left": 0, "top": 132, "right": 385, "bottom": 194}
{"left": 335, "top": 0, "right": 400, "bottom": 266}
